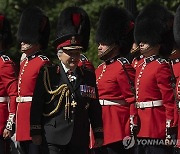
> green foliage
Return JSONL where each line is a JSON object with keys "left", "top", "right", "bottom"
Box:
{"left": 0, "top": 0, "right": 179, "bottom": 68}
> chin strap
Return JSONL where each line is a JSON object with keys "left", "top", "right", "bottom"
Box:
{"left": 98, "top": 44, "right": 117, "bottom": 60}
{"left": 131, "top": 45, "right": 140, "bottom": 53}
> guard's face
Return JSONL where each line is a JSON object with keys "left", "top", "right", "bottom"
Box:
{"left": 21, "top": 42, "right": 40, "bottom": 55}
{"left": 98, "top": 43, "right": 109, "bottom": 57}
{"left": 59, "top": 49, "right": 81, "bottom": 70}
{"left": 139, "top": 42, "right": 160, "bottom": 57}
{"left": 21, "top": 42, "right": 33, "bottom": 52}
{"left": 139, "top": 42, "right": 151, "bottom": 54}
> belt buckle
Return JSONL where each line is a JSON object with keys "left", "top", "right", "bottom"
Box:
{"left": 140, "top": 102, "right": 145, "bottom": 108}
{"left": 151, "top": 101, "right": 154, "bottom": 107}
{"left": 136, "top": 102, "right": 140, "bottom": 108}
{"left": 17, "top": 96, "right": 21, "bottom": 103}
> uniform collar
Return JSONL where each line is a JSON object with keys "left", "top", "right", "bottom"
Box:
{"left": 171, "top": 58, "right": 180, "bottom": 64}
{"left": 144, "top": 55, "right": 159, "bottom": 64}
{"left": 61, "top": 61, "right": 76, "bottom": 74}
{"left": 27, "top": 51, "right": 41, "bottom": 60}
{"left": 137, "top": 55, "right": 144, "bottom": 60}
{"left": 105, "top": 55, "right": 120, "bottom": 65}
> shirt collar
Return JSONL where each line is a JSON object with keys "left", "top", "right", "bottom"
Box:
{"left": 61, "top": 61, "right": 76, "bottom": 74}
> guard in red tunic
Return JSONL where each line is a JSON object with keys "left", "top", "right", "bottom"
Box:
{"left": 171, "top": 5, "right": 180, "bottom": 153}
{"left": 15, "top": 6, "right": 50, "bottom": 154}
{"left": 0, "top": 14, "right": 18, "bottom": 154}
{"left": 90, "top": 6, "right": 136, "bottom": 154}
{"left": 134, "top": 3, "right": 176, "bottom": 154}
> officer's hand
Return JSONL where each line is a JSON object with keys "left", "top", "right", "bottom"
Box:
{"left": 94, "top": 138, "right": 103, "bottom": 148}
{"left": 3, "top": 129, "right": 12, "bottom": 139}
{"left": 32, "top": 135, "right": 42, "bottom": 145}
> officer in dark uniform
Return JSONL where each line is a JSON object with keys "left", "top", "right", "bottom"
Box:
{"left": 30, "top": 6, "right": 103, "bottom": 154}
{"left": 16, "top": 6, "right": 50, "bottom": 154}
{"left": 0, "top": 14, "right": 18, "bottom": 154}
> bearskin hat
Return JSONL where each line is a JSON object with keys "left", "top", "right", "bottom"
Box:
{"left": 0, "top": 14, "right": 12, "bottom": 49}
{"left": 96, "top": 6, "right": 134, "bottom": 54}
{"left": 134, "top": 3, "right": 174, "bottom": 57}
{"left": 17, "top": 6, "right": 50, "bottom": 50}
{"left": 174, "top": 5, "right": 180, "bottom": 49}
{"left": 54, "top": 6, "right": 90, "bottom": 52}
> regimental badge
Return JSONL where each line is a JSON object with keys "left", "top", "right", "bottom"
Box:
{"left": 80, "top": 85, "right": 96, "bottom": 99}
{"left": 70, "top": 36, "right": 77, "bottom": 45}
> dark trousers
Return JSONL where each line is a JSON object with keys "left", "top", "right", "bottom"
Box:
{"left": 134, "top": 144, "right": 174, "bottom": 154}
{"left": 174, "top": 147, "right": 180, "bottom": 154}
{"left": 42, "top": 142, "right": 88, "bottom": 154}
{"left": 90, "top": 141, "right": 131, "bottom": 154}
{"left": 0, "top": 135, "right": 10, "bottom": 154}
{"left": 19, "top": 140, "right": 41, "bottom": 154}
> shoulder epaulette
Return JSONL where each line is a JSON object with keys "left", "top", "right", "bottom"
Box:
{"left": 80, "top": 54, "right": 88, "bottom": 61}
{"left": 156, "top": 58, "right": 168, "bottom": 64}
{"left": 38, "top": 55, "right": 49, "bottom": 61}
{"left": 117, "top": 57, "right": 130, "bottom": 65}
{"left": 1, "top": 55, "right": 10, "bottom": 62}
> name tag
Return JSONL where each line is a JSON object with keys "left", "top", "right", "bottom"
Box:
{"left": 80, "top": 85, "right": 96, "bottom": 99}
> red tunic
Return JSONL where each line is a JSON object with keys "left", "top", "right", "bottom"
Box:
{"left": 95, "top": 57, "right": 135, "bottom": 145}
{"left": 0, "top": 54, "right": 17, "bottom": 135}
{"left": 16, "top": 53, "right": 49, "bottom": 141}
{"left": 135, "top": 55, "right": 175, "bottom": 139}
{"left": 131, "top": 55, "right": 144, "bottom": 69}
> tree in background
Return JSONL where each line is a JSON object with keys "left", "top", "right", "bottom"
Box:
{"left": 0, "top": 0, "right": 179, "bottom": 68}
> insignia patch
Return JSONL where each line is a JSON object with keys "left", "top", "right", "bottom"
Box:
{"left": 80, "top": 54, "right": 88, "bottom": 61}
{"left": 157, "top": 58, "right": 168, "bottom": 64}
{"left": 80, "top": 85, "right": 96, "bottom": 99}
{"left": 70, "top": 36, "right": 77, "bottom": 45}
{"left": 38, "top": 55, "right": 49, "bottom": 61}
{"left": 117, "top": 57, "right": 130, "bottom": 65}
{"left": 1, "top": 55, "right": 10, "bottom": 62}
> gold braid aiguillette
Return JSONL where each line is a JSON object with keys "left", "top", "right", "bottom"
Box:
{"left": 43, "top": 67, "right": 70, "bottom": 118}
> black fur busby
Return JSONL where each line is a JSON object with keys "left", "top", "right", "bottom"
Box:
{"left": 134, "top": 3, "right": 174, "bottom": 57}
{"left": 17, "top": 6, "right": 50, "bottom": 50}
{"left": 174, "top": 5, "right": 180, "bottom": 49}
{"left": 54, "top": 6, "right": 90, "bottom": 52}
{"left": 0, "top": 14, "right": 12, "bottom": 49}
{"left": 96, "top": 6, "right": 134, "bottom": 55}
